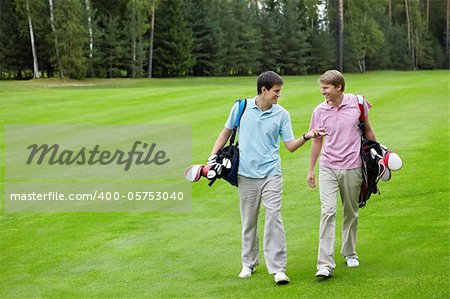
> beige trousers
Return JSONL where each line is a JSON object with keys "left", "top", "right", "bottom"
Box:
{"left": 238, "top": 175, "right": 286, "bottom": 274}
{"left": 317, "top": 166, "right": 362, "bottom": 271}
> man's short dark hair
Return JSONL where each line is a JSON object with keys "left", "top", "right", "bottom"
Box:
{"left": 257, "top": 71, "right": 283, "bottom": 94}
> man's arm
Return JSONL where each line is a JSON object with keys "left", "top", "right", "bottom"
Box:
{"left": 284, "top": 137, "right": 308, "bottom": 153}
{"left": 210, "top": 128, "right": 232, "bottom": 156}
{"left": 284, "top": 128, "right": 327, "bottom": 153}
{"left": 307, "top": 137, "right": 323, "bottom": 189}
{"left": 364, "top": 116, "right": 376, "bottom": 141}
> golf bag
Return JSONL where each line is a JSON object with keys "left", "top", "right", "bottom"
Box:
{"left": 359, "top": 139, "right": 384, "bottom": 207}
{"left": 358, "top": 95, "right": 381, "bottom": 208}
{"left": 208, "top": 99, "right": 247, "bottom": 187}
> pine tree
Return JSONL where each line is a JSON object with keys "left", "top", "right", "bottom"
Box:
{"left": 126, "top": 0, "right": 149, "bottom": 77}
{"left": 185, "top": 0, "right": 225, "bottom": 76}
{"left": 92, "top": 0, "right": 128, "bottom": 78}
{"left": 309, "top": 29, "right": 337, "bottom": 73}
{"left": 101, "top": 14, "right": 127, "bottom": 78}
{"left": 216, "top": 1, "right": 237, "bottom": 75}
{"left": 344, "top": 0, "right": 384, "bottom": 72}
{"left": 1, "top": 0, "right": 26, "bottom": 78}
{"left": 278, "top": 0, "right": 310, "bottom": 75}
{"left": 223, "top": 0, "right": 261, "bottom": 75}
{"left": 52, "top": 0, "right": 87, "bottom": 79}
{"left": 337, "top": 0, "right": 344, "bottom": 71}
{"left": 153, "top": 0, "right": 194, "bottom": 77}
{"left": 305, "top": 0, "right": 336, "bottom": 73}
{"left": 259, "top": 0, "right": 282, "bottom": 73}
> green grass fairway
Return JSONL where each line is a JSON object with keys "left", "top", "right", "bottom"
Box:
{"left": 0, "top": 71, "right": 448, "bottom": 298}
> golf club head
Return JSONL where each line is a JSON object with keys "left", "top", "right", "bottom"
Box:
{"left": 383, "top": 151, "right": 403, "bottom": 171}
{"left": 222, "top": 158, "right": 232, "bottom": 169}
{"left": 207, "top": 169, "right": 217, "bottom": 179}
{"left": 370, "top": 148, "right": 383, "bottom": 160}
{"left": 214, "top": 164, "right": 223, "bottom": 176}
{"left": 206, "top": 163, "right": 222, "bottom": 179}
{"left": 380, "top": 166, "right": 391, "bottom": 181}
{"left": 207, "top": 154, "right": 217, "bottom": 165}
{"left": 377, "top": 159, "right": 387, "bottom": 181}
{"left": 184, "top": 164, "right": 203, "bottom": 182}
{"left": 380, "top": 144, "right": 389, "bottom": 156}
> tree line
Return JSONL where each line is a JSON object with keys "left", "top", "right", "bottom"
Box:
{"left": 1, "top": 0, "right": 448, "bottom": 79}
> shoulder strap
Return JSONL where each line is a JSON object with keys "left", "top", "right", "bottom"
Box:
{"left": 234, "top": 99, "right": 247, "bottom": 128}
{"left": 356, "top": 95, "right": 365, "bottom": 122}
{"left": 356, "top": 95, "right": 366, "bottom": 138}
{"left": 229, "top": 99, "right": 247, "bottom": 145}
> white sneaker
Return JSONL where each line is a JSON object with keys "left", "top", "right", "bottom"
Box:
{"left": 346, "top": 256, "right": 360, "bottom": 268}
{"left": 238, "top": 266, "right": 254, "bottom": 278}
{"left": 274, "top": 272, "right": 290, "bottom": 284}
{"left": 315, "top": 268, "right": 332, "bottom": 278}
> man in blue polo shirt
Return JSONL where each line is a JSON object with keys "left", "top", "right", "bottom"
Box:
{"left": 209, "top": 71, "right": 325, "bottom": 284}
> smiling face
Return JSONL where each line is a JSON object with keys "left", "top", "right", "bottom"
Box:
{"left": 318, "top": 70, "right": 346, "bottom": 103}
{"left": 261, "top": 84, "right": 282, "bottom": 105}
{"left": 320, "top": 83, "right": 342, "bottom": 102}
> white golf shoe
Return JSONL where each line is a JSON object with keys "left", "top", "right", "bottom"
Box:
{"left": 346, "top": 256, "right": 360, "bottom": 268}
{"left": 274, "top": 272, "right": 290, "bottom": 284}
{"left": 238, "top": 266, "right": 254, "bottom": 278}
{"left": 315, "top": 267, "right": 332, "bottom": 278}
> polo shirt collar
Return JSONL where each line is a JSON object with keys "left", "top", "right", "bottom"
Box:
{"left": 248, "top": 97, "right": 258, "bottom": 109}
{"left": 324, "top": 94, "right": 348, "bottom": 109}
{"left": 249, "top": 97, "right": 274, "bottom": 114}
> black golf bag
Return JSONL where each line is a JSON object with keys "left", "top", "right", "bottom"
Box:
{"left": 208, "top": 99, "right": 247, "bottom": 187}
{"left": 359, "top": 139, "right": 384, "bottom": 207}
{"left": 358, "top": 95, "right": 383, "bottom": 208}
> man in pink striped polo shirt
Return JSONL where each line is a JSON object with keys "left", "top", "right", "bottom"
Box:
{"left": 307, "top": 70, "right": 377, "bottom": 278}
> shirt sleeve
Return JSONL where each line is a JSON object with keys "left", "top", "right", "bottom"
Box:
{"left": 363, "top": 98, "right": 372, "bottom": 119}
{"left": 224, "top": 101, "right": 240, "bottom": 130}
{"left": 309, "top": 108, "right": 319, "bottom": 131}
{"left": 280, "top": 111, "right": 295, "bottom": 142}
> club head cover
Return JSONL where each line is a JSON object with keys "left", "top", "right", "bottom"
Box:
{"left": 201, "top": 164, "right": 212, "bottom": 177}
{"left": 184, "top": 165, "right": 203, "bottom": 182}
{"left": 380, "top": 166, "right": 391, "bottom": 181}
{"left": 383, "top": 151, "right": 403, "bottom": 171}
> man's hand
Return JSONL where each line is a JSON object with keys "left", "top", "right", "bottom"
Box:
{"left": 304, "top": 128, "right": 327, "bottom": 140}
{"left": 307, "top": 170, "right": 316, "bottom": 189}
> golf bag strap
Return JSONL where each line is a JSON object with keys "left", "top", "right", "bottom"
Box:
{"left": 229, "top": 99, "right": 247, "bottom": 145}
{"left": 357, "top": 95, "right": 366, "bottom": 139}
{"left": 357, "top": 95, "right": 365, "bottom": 122}
{"left": 234, "top": 99, "right": 247, "bottom": 128}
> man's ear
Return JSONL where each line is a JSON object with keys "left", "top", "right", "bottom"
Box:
{"left": 336, "top": 84, "right": 342, "bottom": 91}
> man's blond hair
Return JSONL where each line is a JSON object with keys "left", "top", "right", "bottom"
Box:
{"left": 319, "top": 70, "right": 345, "bottom": 92}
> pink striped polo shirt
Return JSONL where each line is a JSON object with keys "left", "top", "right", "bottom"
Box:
{"left": 309, "top": 93, "right": 371, "bottom": 169}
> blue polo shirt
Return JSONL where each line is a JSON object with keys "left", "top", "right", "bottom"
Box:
{"left": 225, "top": 97, "right": 295, "bottom": 178}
